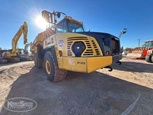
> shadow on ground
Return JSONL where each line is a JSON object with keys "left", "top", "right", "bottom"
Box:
{"left": 0, "top": 67, "right": 153, "bottom": 115}
{"left": 0, "top": 61, "right": 33, "bottom": 67}
{"left": 0, "top": 62, "right": 20, "bottom": 67}
{"left": 112, "top": 61, "right": 153, "bottom": 73}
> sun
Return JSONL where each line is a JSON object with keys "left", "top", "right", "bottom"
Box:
{"left": 35, "top": 16, "right": 47, "bottom": 29}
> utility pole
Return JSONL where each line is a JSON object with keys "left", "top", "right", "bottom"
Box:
{"left": 138, "top": 39, "right": 140, "bottom": 47}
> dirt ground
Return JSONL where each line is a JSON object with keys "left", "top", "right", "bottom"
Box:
{"left": 0, "top": 58, "right": 153, "bottom": 115}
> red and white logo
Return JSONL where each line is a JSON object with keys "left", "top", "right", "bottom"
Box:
{"left": 58, "top": 40, "right": 64, "bottom": 47}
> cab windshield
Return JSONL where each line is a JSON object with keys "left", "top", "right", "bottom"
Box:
{"left": 145, "top": 41, "right": 153, "bottom": 48}
{"left": 17, "top": 49, "right": 25, "bottom": 55}
{"left": 55, "top": 19, "right": 84, "bottom": 33}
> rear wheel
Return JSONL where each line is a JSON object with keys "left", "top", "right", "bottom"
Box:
{"left": 44, "top": 51, "right": 67, "bottom": 82}
{"left": 37, "top": 44, "right": 43, "bottom": 68}
{"left": 36, "top": 53, "right": 43, "bottom": 68}
{"left": 145, "top": 54, "right": 151, "bottom": 62}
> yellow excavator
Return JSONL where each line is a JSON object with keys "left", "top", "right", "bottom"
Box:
{"left": 2, "top": 22, "right": 28, "bottom": 62}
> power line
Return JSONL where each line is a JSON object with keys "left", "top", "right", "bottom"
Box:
{"left": 138, "top": 39, "right": 140, "bottom": 47}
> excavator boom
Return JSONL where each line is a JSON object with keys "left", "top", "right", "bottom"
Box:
{"left": 12, "top": 22, "right": 28, "bottom": 54}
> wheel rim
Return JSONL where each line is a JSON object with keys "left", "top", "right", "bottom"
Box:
{"left": 46, "top": 60, "right": 51, "bottom": 74}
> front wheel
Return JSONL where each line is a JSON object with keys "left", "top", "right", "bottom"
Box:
{"left": 150, "top": 54, "right": 153, "bottom": 63}
{"left": 44, "top": 51, "right": 67, "bottom": 82}
{"left": 145, "top": 54, "right": 151, "bottom": 62}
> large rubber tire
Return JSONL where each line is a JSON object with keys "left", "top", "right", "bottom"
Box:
{"left": 150, "top": 54, "right": 153, "bottom": 63}
{"left": 36, "top": 53, "right": 42, "bottom": 68}
{"left": 145, "top": 54, "right": 151, "bottom": 63}
{"left": 44, "top": 51, "right": 67, "bottom": 82}
{"left": 37, "top": 44, "right": 43, "bottom": 68}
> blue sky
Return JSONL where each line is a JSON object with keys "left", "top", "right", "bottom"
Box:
{"left": 0, "top": 0, "right": 153, "bottom": 49}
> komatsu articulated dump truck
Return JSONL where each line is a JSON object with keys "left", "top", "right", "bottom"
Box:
{"left": 32, "top": 10, "right": 127, "bottom": 82}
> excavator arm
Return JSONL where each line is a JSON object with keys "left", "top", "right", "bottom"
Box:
{"left": 12, "top": 22, "right": 28, "bottom": 54}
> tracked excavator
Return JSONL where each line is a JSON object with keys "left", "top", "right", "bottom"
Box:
{"left": 126, "top": 40, "right": 153, "bottom": 62}
{"left": 1, "top": 22, "right": 28, "bottom": 63}
{"left": 33, "top": 10, "right": 127, "bottom": 82}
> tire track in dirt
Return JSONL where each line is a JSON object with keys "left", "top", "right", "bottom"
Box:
{"left": 0, "top": 59, "right": 153, "bottom": 115}
{"left": 0, "top": 63, "right": 34, "bottom": 109}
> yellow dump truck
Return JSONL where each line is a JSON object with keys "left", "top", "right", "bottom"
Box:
{"left": 32, "top": 10, "right": 127, "bottom": 82}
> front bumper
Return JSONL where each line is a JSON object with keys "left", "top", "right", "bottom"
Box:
{"left": 112, "top": 53, "right": 122, "bottom": 63}
{"left": 60, "top": 54, "right": 122, "bottom": 73}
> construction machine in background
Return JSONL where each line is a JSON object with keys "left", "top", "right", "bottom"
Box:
{"left": 0, "top": 49, "right": 8, "bottom": 64}
{"left": 24, "top": 42, "right": 33, "bottom": 52}
{"left": 126, "top": 40, "right": 153, "bottom": 62}
{"left": 33, "top": 10, "right": 127, "bottom": 82}
{"left": 1, "top": 22, "right": 28, "bottom": 63}
{"left": 24, "top": 42, "right": 34, "bottom": 60}
{"left": 145, "top": 40, "right": 153, "bottom": 63}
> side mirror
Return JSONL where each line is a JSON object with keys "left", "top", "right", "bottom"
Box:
{"left": 121, "top": 28, "right": 127, "bottom": 34}
{"left": 118, "top": 28, "right": 127, "bottom": 39}
{"left": 57, "top": 12, "right": 61, "bottom": 18}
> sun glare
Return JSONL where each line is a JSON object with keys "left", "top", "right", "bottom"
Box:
{"left": 35, "top": 16, "right": 47, "bottom": 29}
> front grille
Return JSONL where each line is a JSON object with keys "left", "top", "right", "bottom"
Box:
{"left": 111, "top": 39, "right": 120, "bottom": 55}
{"left": 67, "top": 37, "right": 102, "bottom": 56}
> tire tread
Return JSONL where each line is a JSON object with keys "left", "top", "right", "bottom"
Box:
{"left": 45, "top": 51, "right": 67, "bottom": 82}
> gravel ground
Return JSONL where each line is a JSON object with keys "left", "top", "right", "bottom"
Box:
{"left": 0, "top": 58, "right": 153, "bottom": 115}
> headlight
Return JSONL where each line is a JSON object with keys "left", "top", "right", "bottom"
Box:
{"left": 72, "top": 42, "right": 85, "bottom": 57}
